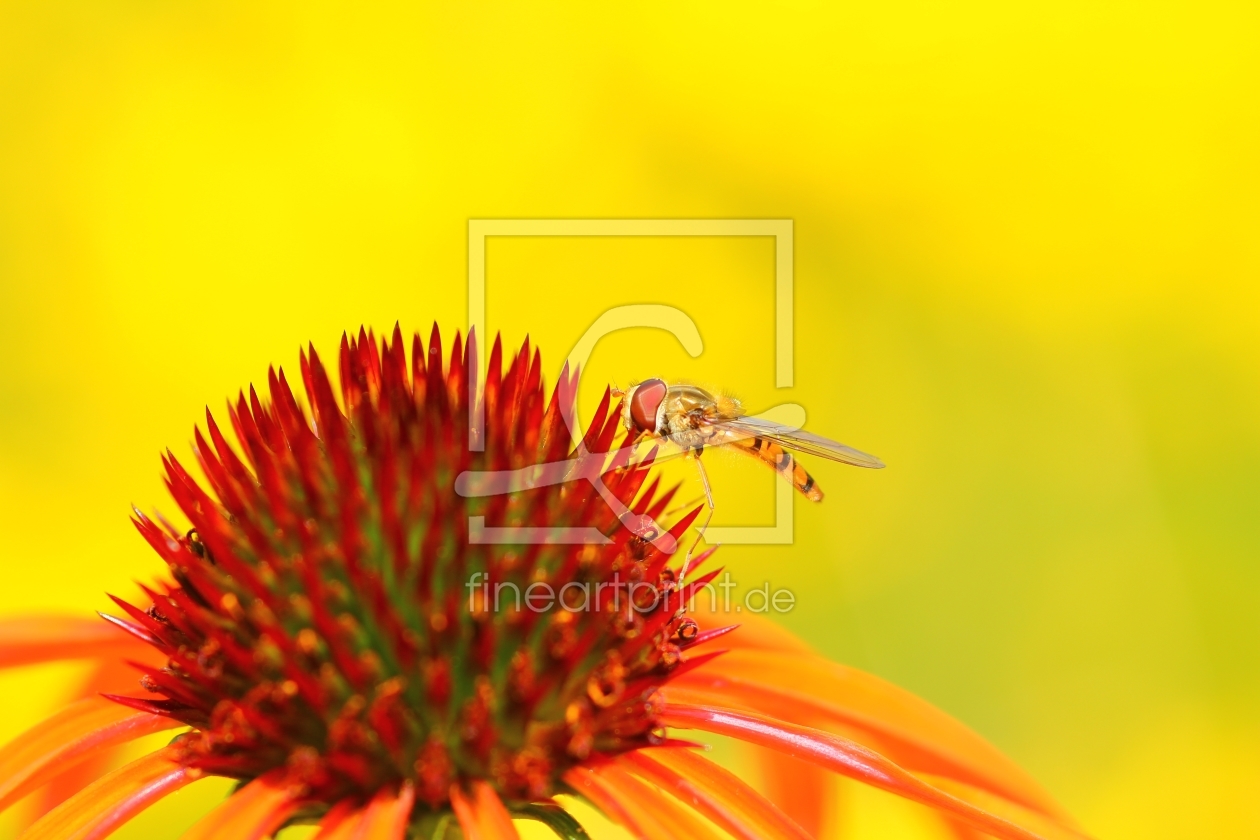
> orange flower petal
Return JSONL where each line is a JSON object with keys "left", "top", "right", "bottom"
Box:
{"left": 0, "top": 697, "right": 182, "bottom": 814}
{"left": 356, "top": 782, "right": 417, "bottom": 840}
{"left": 748, "top": 742, "right": 832, "bottom": 836}
{"left": 178, "top": 769, "right": 299, "bottom": 840}
{"left": 595, "top": 762, "right": 725, "bottom": 840}
{"left": 563, "top": 765, "right": 660, "bottom": 840}
{"left": 450, "top": 781, "right": 519, "bottom": 840}
{"left": 0, "top": 616, "right": 150, "bottom": 669}
{"left": 919, "top": 775, "right": 1095, "bottom": 840}
{"left": 620, "top": 749, "right": 811, "bottom": 840}
{"left": 449, "top": 784, "right": 479, "bottom": 839}
{"left": 678, "top": 647, "right": 1068, "bottom": 821}
{"left": 24, "top": 658, "right": 171, "bottom": 826}
{"left": 941, "top": 817, "right": 990, "bottom": 840}
{"left": 662, "top": 704, "right": 1075, "bottom": 840}
{"left": 665, "top": 678, "right": 1048, "bottom": 821}
{"left": 18, "top": 748, "right": 192, "bottom": 840}
{"left": 448, "top": 780, "right": 516, "bottom": 840}
{"left": 471, "top": 781, "right": 519, "bottom": 840}
{"left": 24, "top": 749, "right": 113, "bottom": 832}
{"left": 311, "top": 801, "right": 365, "bottom": 840}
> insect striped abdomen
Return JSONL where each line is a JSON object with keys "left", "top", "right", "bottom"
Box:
{"left": 742, "top": 435, "right": 825, "bottom": 502}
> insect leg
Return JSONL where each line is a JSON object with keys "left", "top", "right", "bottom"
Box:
{"left": 679, "top": 454, "right": 715, "bottom": 586}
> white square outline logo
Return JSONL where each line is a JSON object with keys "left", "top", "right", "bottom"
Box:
{"left": 465, "top": 219, "right": 796, "bottom": 545}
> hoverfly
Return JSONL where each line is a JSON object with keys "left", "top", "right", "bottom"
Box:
{"left": 612, "top": 379, "right": 883, "bottom": 575}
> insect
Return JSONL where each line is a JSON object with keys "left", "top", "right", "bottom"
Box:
{"left": 612, "top": 379, "right": 884, "bottom": 576}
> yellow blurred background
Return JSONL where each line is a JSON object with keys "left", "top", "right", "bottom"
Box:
{"left": 1, "top": 1, "right": 1257, "bottom": 837}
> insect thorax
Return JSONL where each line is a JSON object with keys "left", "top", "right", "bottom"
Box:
{"left": 661, "top": 385, "right": 726, "bottom": 449}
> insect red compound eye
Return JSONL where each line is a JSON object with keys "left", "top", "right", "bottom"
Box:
{"left": 629, "top": 378, "right": 667, "bottom": 433}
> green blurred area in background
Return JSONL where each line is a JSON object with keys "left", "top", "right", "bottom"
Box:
{"left": 1, "top": 1, "right": 1257, "bottom": 837}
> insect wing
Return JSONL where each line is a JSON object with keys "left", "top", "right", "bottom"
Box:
{"left": 713, "top": 415, "right": 885, "bottom": 469}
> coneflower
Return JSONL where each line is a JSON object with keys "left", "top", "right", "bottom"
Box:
{"left": 0, "top": 326, "right": 1086, "bottom": 839}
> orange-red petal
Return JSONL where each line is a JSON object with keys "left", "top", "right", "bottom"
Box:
{"left": 0, "top": 616, "right": 150, "bottom": 668}
{"left": 563, "top": 765, "right": 660, "bottom": 840}
{"left": 748, "top": 742, "right": 832, "bottom": 836}
{"left": 311, "top": 800, "right": 365, "bottom": 840}
{"left": 0, "top": 697, "right": 182, "bottom": 813}
{"left": 920, "top": 774, "right": 1095, "bottom": 840}
{"left": 677, "top": 648, "right": 1067, "bottom": 820}
{"left": 942, "top": 817, "right": 990, "bottom": 840}
{"left": 449, "top": 784, "right": 478, "bottom": 838}
{"left": 594, "top": 762, "right": 725, "bottom": 840}
{"left": 356, "top": 782, "right": 416, "bottom": 840}
{"left": 450, "top": 781, "right": 519, "bottom": 840}
{"left": 621, "top": 749, "right": 811, "bottom": 840}
{"left": 472, "top": 781, "right": 518, "bottom": 840}
{"left": 18, "top": 748, "right": 192, "bottom": 840}
{"left": 663, "top": 703, "right": 1071, "bottom": 840}
{"left": 665, "top": 678, "right": 1045, "bottom": 820}
{"left": 178, "top": 769, "right": 299, "bottom": 840}
{"left": 24, "top": 658, "right": 170, "bottom": 825}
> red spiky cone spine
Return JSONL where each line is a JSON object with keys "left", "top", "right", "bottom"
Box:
{"left": 113, "top": 325, "right": 718, "bottom": 815}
